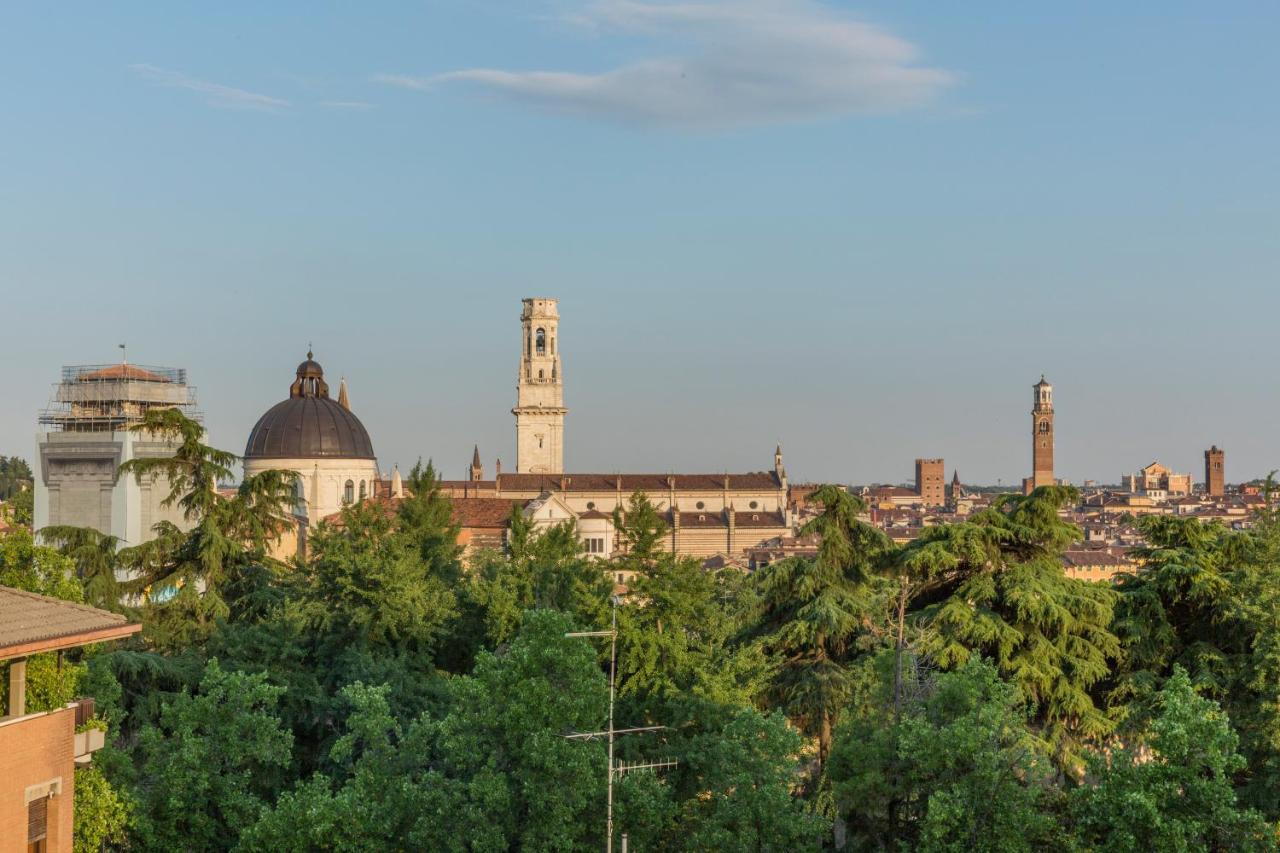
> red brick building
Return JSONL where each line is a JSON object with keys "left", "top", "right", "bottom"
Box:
{"left": 0, "top": 587, "right": 140, "bottom": 852}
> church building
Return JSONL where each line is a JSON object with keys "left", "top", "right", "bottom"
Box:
{"left": 440, "top": 298, "right": 793, "bottom": 563}
{"left": 243, "top": 352, "right": 379, "bottom": 555}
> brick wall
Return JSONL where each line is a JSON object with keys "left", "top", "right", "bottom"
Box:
{"left": 0, "top": 707, "right": 75, "bottom": 852}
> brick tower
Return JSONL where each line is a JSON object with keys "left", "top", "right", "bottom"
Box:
{"left": 1204, "top": 445, "right": 1225, "bottom": 497}
{"left": 512, "top": 298, "right": 566, "bottom": 474}
{"left": 1024, "top": 375, "right": 1055, "bottom": 495}
{"left": 915, "top": 458, "right": 945, "bottom": 506}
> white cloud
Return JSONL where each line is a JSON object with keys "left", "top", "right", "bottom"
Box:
{"left": 130, "top": 64, "right": 288, "bottom": 111}
{"left": 379, "top": 0, "right": 954, "bottom": 128}
{"left": 320, "top": 100, "right": 376, "bottom": 110}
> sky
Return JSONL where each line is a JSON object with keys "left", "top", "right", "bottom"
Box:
{"left": 1, "top": 1, "right": 1278, "bottom": 486}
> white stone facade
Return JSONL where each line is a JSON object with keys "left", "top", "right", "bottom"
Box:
{"left": 512, "top": 298, "right": 566, "bottom": 474}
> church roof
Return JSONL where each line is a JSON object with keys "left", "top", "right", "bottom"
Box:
{"left": 487, "top": 471, "right": 781, "bottom": 493}
{"left": 245, "top": 354, "right": 375, "bottom": 460}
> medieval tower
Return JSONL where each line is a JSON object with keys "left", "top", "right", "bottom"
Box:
{"left": 1024, "top": 375, "right": 1055, "bottom": 495}
{"left": 1205, "top": 445, "right": 1225, "bottom": 497}
{"left": 513, "top": 297, "right": 566, "bottom": 474}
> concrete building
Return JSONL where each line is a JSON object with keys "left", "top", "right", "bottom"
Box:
{"left": 1205, "top": 445, "right": 1225, "bottom": 497}
{"left": 0, "top": 586, "right": 140, "bottom": 852}
{"left": 1024, "top": 376, "right": 1055, "bottom": 495}
{"left": 512, "top": 298, "right": 566, "bottom": 474}
{"left": 243, "top": 352, "right": 379, "bottom": 556}
{"left": 34, "top": 363, "right": 199, "bottom": 546}
{"left": 915, "top": 458, "right": 945, "bottom": 506}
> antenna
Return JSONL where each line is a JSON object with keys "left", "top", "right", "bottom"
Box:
{"left": 564, "top": 596, "right": 678, "bottom": 853}
{"left": 118, "top": 343, "right": 127, "bottom": 365}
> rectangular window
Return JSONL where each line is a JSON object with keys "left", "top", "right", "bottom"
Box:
{"left": 28, "top": 795, "right": 48, "bottom": 851}
{"left": 582, "top": 537, "right": 605, "bottom": 554}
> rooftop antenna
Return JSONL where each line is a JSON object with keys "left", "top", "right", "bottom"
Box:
{"left": 118, "top": 343, "right": 127, "bottom": 365}
{"left": 564, "top": 595, "right": 678, "bottom": 853}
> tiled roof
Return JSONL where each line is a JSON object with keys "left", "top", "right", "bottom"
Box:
{"left": 322, "top": 496, "right": 522, "bottom": 529}
{"left": 77, "top": 364, "right": 171, "bottom": 383}
{"left": 454, "top": 498, "right": 523, "bottom": 528}
{"left": 492, "top": 472, "right": 781, "bottom": 493}
{"left": 0, "top": 586, "right": 140, "bottom": 659}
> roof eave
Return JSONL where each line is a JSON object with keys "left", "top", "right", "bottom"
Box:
{"left": 0, "top": 622, "right": 142, "bottom": 661}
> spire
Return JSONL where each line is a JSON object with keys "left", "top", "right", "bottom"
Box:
{"left": 469, "top": 445, "right": 485, "bottom": 482}
{"left": 391, "top": 465, "right": 403, "bottom": 498}
{"left": 472, "top": 445, "right": 481, "bottom": 467}
{"left": 337, "top": 377, "right": 350, "bottom": 410}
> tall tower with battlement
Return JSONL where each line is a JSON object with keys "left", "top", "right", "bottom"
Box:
{"left": 512, "top": 298, "right": 566, "bottom": 474}
{"left": 1205, "top": 445, "right": 1225, "bottom": 497}
{"left": 1024, "top": 375, "right": 1055, "bottom": 495}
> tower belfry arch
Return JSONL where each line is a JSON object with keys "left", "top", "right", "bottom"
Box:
{"left": 512, "top": 297, "right": 567, "bottom": 474}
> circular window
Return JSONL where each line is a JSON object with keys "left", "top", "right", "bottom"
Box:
{"left": 696, "top": 501, "right": 705, "bottom": 510}
{"left": 749, "top": 501, "right": 758, "bottom": 509}
{"left": 586, "top": 501, "right": 596, "bottom": 510}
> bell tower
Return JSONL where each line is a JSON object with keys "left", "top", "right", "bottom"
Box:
{"left": 1024, "top": 375, "right": 1055, "bottom": 494}
{"left": 512, "top": 298, "right": 566, "bottom": 474}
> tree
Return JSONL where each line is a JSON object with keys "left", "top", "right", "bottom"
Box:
{"left": 1072, "top": 666, "right": 1275, "bottom": 852}
{"left": 916, "top": 487, "right": 1120, "bottom": 771}
{"left": 829, "top": 657, "right": 1061, "bottom": 852}
{"left": 468, "top": 508, "right": 611, "bottom": 649}
{"left": 133, "top": 659, "right": 293, "bottom": 851}
{"left": 114, "top": 409, "right": 298, "bottom": 640}
{"left": 40, "top": 525, "right": 124, "bottom": 610}
{"left": 302, "top": 500, "right": 458, "bottom": 653}
{"left": 617, "top": 555, "right": 771, "bottom": 711}
{"left": 613, "top": 490, "right": 669, "bottom": 577}
{"left": 748, "top": 486, "right": 891, "bottom": 770}
{"left": 665, "top": 705, "right": 825, "bottom": 851}
{"left": 73, "top": 764, "right": 133, "bottom": 853}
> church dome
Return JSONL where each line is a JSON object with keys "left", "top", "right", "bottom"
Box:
{"left": 244, "top": 352, "right": 376, "bottom": 460}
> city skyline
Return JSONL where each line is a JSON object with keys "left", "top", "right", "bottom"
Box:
{"left": 2, "top": 2, "right": 1277, "bottom": 484}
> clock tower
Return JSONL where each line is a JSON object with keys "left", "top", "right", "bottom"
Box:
{"left": 1024, "top": 375, "right": 1055, "bottom": 495}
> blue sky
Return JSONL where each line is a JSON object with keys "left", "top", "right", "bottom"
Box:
{"left": 1, "top": 2, "right": 1277, "bottom": 486}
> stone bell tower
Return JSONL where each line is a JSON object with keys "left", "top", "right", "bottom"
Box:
{"left": 512, "top": 298, "right": 566, "bottom": 474}
{"left": 1024, "top": 375, "right": 1055, "bottom": 495}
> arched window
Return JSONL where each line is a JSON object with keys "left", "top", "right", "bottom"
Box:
{"left": 359, "top": 480, "right": 367, "bottom": 501}
{"left": 1039, "top": 419, "right": 1050, "bottom": 434}
{"left": 343, "top": 480, "right": 354, "bottom": 504}
{"left": 536, "top": 327, "right": 546, "bottom": 355}
{"left": 538, "top": 369, "right": 544, "bottom": 380}
{"left": 294, "top": 478, "right": 306, "bottom": 513}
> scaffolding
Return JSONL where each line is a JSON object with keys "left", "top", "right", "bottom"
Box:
{"left": 38, "top": 363, "right": 200, "bottom": 432}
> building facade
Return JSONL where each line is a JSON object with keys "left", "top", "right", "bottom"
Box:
{"left": 1, "top": 586, "right": 140, "bottom": 852}
{"left": 1205, "top": 445, "right": 1225, "bottom": 497}
{"left": 512, "top": 298, "right": 566, "bottom": 474}
{"left": 33, "top": 363, "right": 198, "bottom": 546}
{"left": 1024, "top": 376, "right": 1055, "bottom": 494}
{"left": 1124, "top": 461, "right": 1192, "bottom": 499}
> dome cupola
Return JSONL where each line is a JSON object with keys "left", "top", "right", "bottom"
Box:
{"left": 244, "top": 352, "right": 375, "bottom": 460}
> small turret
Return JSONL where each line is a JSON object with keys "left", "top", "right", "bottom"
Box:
{"left": 391, "top": 465, "right": 403, "bottom": 498}
{"left": 337, "top": 377, "right": 350, "bottom": 411}
{"left": 469, "top": 445, "right": 484, "bottom": 481}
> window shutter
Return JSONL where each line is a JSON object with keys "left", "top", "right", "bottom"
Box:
{"left": 28, "top": 795, "right": 48, "bottom": 842}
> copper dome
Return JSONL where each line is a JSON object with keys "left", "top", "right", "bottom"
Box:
{"left": 244, "top": 353, "right": 375, "bottom": 460}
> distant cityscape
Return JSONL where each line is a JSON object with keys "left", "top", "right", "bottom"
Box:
{"left": 10, "top": 297, "right": 1262, "bottom": 591}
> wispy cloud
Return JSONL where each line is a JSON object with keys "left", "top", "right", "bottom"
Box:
{"left": 320, "top": 100, "right": 376, "bottom": 110}
{"left": 130, "top": 64, "right": 288, "bottom": 111}
{"left": 378, "top": 0, "right": 954, "bottom": 128}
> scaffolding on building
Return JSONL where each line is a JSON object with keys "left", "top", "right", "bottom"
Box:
{"left": 38, "top": 363, "right": 200, "bottom": 433}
